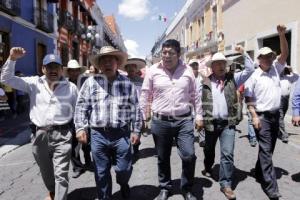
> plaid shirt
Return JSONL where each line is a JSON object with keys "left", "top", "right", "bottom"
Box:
{"left": 74, "top": 73, "right": 142, "bottom": 134}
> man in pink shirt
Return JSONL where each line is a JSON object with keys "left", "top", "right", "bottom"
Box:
{"left": 140, "top": 39, "right": 203, "bottom": 200}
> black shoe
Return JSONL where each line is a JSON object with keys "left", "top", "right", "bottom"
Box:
{"left": 72, "top": 170, "right": 84, "bottom": 178}
{"left": 249, "top": 138, "right": 257, "bottom": 147}
{"left": 84, "top": 163, "right": 94, "bottom": 171}
{"left": 183, "top": 191, "right": 197, "bottom": 200}
{"left": 199, "top": 141, "right": 205, "bottom": 148}
{"left": 281, "top": 136, "right": 289, "bottom": 143}
{"left": 121, "top": 184, "right": 130, "bottom": 199}
{"left": 268, "top": 192, "right": 282, "bottom": 199}
{"left": 201, "top": 169, "right": 213, "bottom": 178}
{"left": 156, "top": 189, "right": 169, "bottom": 200}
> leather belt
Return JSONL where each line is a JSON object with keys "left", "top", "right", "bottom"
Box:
{"left": 153, "top": 111, "right": 191, "bottom": 121}
{"left": 37, "top": 123, "right": 70, "bottom": 131}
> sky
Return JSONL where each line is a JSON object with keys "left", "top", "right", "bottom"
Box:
{"left": 96, "top": 0, "right": 187, "bottom": 59}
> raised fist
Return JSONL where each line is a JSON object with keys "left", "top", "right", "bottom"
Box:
{"left": 277, "top": 25, "right": 287, "bottom": 35}
{"left": 235, "top": 45, "right": 244, "bottom": 54}
{"left": 9, "top": 47, "right": 26, "bottom": 61}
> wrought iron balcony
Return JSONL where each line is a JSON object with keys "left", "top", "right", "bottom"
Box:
{"left": 34, "top": 8, "right": 54, "bottom": 33}
{"left": 75, "top": 19, "right": 86, "bottom": 36}
{"left": 0, "top": 0, "right": 20, "bottom": 16}
{"left": 58, "top": 10, "right": 75, "bottom": 32}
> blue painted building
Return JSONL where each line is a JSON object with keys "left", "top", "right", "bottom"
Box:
{"left": 0, "top": 0, "right": 56, "bottom": 76}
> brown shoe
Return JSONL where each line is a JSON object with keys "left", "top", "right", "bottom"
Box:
{"left": 44, "top": 192, "right": 55, "bottom": 200}
{"left": 221, "top": 187, "right": 236, "bottom": 200}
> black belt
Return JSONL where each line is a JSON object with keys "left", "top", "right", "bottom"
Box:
{"left": 37, "top": 123, "right": 71, "bottom": 131}
{"left": 153, "top": 111, "right": 191, "bottom": 121}
{"left": 92, "top": 125, "right": 130, "bottom": 132}
{"left": 256, "top": 110, "right": 279, "bottom": 116}
{"left": 213, "top": 118, "right": 228, "bottom": 125}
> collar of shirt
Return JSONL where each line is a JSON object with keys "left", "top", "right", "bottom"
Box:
{"left": 256, "top": 64, "right": 277, "bottom": 77}
{"left": 40, "top": 75, "right": 69, "bottom": 94}
{"left": 157, "top": 59, "right": 185, "bottom": 70}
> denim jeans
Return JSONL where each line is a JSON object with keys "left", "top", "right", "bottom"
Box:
{"left": 90, "top": 128, "right": 132, "bottom": 200}
{"left": 151, "top": 117, "right": 196, "bottom": 192}
{"left": 247, "top": 111, "right": 256, "bottom": 140}
{"left": 204, "top": 123, "right": 235, "bottom": 189}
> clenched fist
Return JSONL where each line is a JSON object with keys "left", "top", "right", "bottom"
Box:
{"left": 76, "top": 130, "right": 88, "bottom": 144}
{"left": 235, "top": 45, "right": 245, "bottom": 54}
{"left": 131, "top": 133, "right": 140, "bottom": 145}
{"left": 9, "top": 47, "right": 26, "bottom": 61}
{"left": 277, "top": 25, "right": 286, "bottom": 36}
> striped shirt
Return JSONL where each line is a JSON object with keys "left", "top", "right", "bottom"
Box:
{"left": 74, "top": 73, "right": 142, "bottom": 134}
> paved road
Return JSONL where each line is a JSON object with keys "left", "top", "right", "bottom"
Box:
{"left": 0, "top": 118, "right": 300, "bottom": 200}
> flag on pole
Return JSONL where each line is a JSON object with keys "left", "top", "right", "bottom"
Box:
{"left": 158, "top": 15, "right": 167, "bottom": 22}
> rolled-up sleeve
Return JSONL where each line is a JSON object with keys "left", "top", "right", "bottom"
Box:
{"left": 1, "top": 59, "right": 35, "bottom": 93}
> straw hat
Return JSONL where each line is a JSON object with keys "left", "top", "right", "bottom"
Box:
{"left": 89, "top": 46, "right": 128, "bottom": 69}
{"left": 125, "top": 58, "right": 146, "bottom": 70}
{"left": 206, "top": 52, "right": 233, "bottom": 68}
{"left": 63, "top": 59, "right": 86, "bottom": 76}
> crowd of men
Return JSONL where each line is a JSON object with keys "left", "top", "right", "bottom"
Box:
{"left": 1, "top": 24, "right": 300, "bottom": 200}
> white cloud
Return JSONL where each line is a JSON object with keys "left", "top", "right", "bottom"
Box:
{"left": 124, "top": 39, "right": 144, "bottom": 58}
{"left": 118, "top": 0, "right": 150, "bottom": 21}
{"left": 150, "top": 15, "right": 157, "bottom": 21}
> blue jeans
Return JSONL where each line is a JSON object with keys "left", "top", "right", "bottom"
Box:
{"left": 204, "top": 123, "right": 235, "bottom": 188}
{"left": 247, "top": 111, "right": 256, "bottom": 140}
{"left": 151, "top": 117, "right": 196, "bottom": 192}
{"left": 90, "top": 128, "right": 132, "bottom": 200}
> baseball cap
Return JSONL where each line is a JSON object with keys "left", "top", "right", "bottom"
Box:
{"left": 42, "top": 54, "right": 62, "bottom": 66}
{"left": 257, "top": 47, "right": 276, "bottom": 59}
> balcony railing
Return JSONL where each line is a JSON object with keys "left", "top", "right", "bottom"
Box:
{"left": 75, "top": 19, "right": 86, "bottom": 36}
{"left": 58, "top": 10, "right": 75, "bottom": 32}
{"left": 34, "top": 8, "right": 54, "bottom": 33}
{"left": 0, "top": 0, "right": 21, "bottom": 16}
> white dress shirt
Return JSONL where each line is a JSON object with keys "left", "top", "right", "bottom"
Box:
{"left": 1, "top": 60, "right": 78, "bottom": 127}
{"left": 245, "top": 59, "right": 285, "bottom": 112}
{"left": 280, "top": 73, "right": 299, "bottom": 96}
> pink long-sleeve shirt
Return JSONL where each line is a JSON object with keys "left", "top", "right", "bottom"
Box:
{"left": 140, "top": 60, "right": 203, "bottom": 121}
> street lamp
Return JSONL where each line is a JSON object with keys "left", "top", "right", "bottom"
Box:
{"left": 81, "top": 25, "right": 101, "bottom": 53}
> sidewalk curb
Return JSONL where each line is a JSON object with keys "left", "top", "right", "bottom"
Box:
{"left": 0, "top": 129, "right": 31, "bottom": 159}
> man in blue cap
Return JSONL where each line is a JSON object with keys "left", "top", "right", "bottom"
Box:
{"left": 0, "top": 47, "right": 78, "bottom": 200}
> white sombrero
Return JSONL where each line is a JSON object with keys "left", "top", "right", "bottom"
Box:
{"left": 63, "top": 59, "right": 86, "bottom": 76}
{"left": 206, "top": 52, "right": 233, "bottom": 68}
